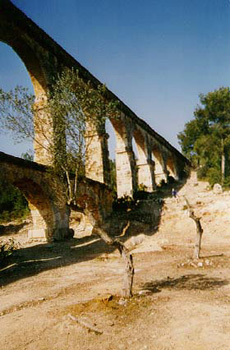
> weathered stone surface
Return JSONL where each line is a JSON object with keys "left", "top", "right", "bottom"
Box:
{"left": 213, "top": 183, "right": 222, "bottom": 194}
{"left": 0, "top": 0, "right": 190, "bottom": 198}
{"left": 0, "top": 152, "right": 113, "bottom": 241}
{"left": 0, "top": 1, "right": 190, "bottom": 242}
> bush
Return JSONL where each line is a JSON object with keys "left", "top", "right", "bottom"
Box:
{"left": 113, "top": 195, "right": 137, "bottom": 212}
{"left": 159, "top": 179, "right": 167, "bottom": 188}
{"left": 197, "top": 166, "right": 222, "bottom": 188}
{"left": 133, "top": 190, "right": 149, "bottom": 200}
{"left": 197, "top": 165, "right": 209, "bottom": 180}
{"left": 223, "top": 176, "right": 230, "bottom": 189}
{"left": 206, "top": 168, "right": 221, "bottom": 187}
{"left": 167, "top": 176, "right": 175, "bottom": 184}
{"left": 0, "top": 177, "right": 29, "bottom": 223}
{"left": 138, "top": 183, "right": 148, "bottom": 192}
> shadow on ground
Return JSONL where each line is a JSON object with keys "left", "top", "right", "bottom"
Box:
{"left": 108, "top": 177, "right": 187, "bottom": 237}
{"left": 142, "top": 274, "right": 229, "bottom": 293}
{"left": 0, "top": 178, "right": 189, "bottom": 288}
{"left": 0, "top": 222, "right": 28, "bottom": 236}
{"left": 0, "top": 235, "right": 119, "bottom": 287}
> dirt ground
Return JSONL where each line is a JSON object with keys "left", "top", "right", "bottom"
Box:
{"left": 0, "top": 172, "right": 229, "bottom": 350}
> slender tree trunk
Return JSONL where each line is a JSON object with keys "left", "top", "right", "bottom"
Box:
{"left": 93, "top": 225, "right": 134, "bottom": 298}
{"left": 64, "top": 169, "right": 72, "bottom": 205}
{"left": 73, "top": 167, "right": 78, "bottom": 205}
{"left": 221, "top": 138, "right": 225, "bottom": 186}
{"left": 192, "top": 214, "right": 203, "bottom": 259}
{"left": 184, "top": 197, "right": 203, "bottom": 259}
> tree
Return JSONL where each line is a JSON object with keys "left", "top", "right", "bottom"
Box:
{"left": 0, "top": 69, "right": 134, "bottom": 297}
{"left": 0, "top": 175, "right": 29, "bottom": 222}
{"left": 184, "top": 197, "right": 203, "bottom": 259}
{"left": 178, "top": 87, "right": 230, "bottom": 186}
{"left": 0, "top": 69, "right": 119, "bottom": 203}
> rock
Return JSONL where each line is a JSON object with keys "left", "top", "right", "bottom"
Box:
{"left": 138, "top": 290, "right": 151, "bottom": 295}
{"left": 130, "top": 234, "right": 146, "bottom": 247}
{"left": 213, "top": 183, "right": 222, "bottom": 194}
{"left": 197, "top": 262, "right": 203, "bottom": 267}
{"left": 118, "top": 298, "right": 127, "bottom": 306}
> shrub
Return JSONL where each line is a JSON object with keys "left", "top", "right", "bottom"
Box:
{"left": 0, "top": 177, "right": 29, "bottom": 223}
{"left": 197, "top": 165, "right": 209, "bottom": 180}
{"left": 206, "top": 167, "right": 221, "bottom": 187}
{"left": 113, "top": 195, "right": 137, "bottom": 212}
{"left": 223, "top": 176, "right": 230, "bottom": 189}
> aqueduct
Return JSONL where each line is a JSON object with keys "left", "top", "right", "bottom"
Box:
{"left": 0, "top": 0, "right": 190, "bottom": 241}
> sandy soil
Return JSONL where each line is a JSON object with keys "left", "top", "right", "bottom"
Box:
{"left": 0, "top": 172, "right": 229, "bottom": 350}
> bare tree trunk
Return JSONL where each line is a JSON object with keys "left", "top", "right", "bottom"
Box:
{"left": 184, "top": 197, "right": 203, "bottom": 259}
{"left": 93, "top": 225, "right": 134, "bottom": 298}
{"left": 221, "top": 138, "right": 225, "bottom": 186}
{"left": 64, "top": 169, "right": 72, "bottom": 205}
{"left": 73, "top": 167, "right": 78, "bottom": 205}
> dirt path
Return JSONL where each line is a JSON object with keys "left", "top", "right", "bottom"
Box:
{"left": 0, "top": 172, "right": 229, "bottom": 350}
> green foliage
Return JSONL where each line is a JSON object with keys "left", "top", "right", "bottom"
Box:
{"left": 138, "top": 183, "right": 148, "bottom": 192}
{"left": 178, "top": 87, "right": 230, "bottom": 186}
{"left": 206, "top": 167, "right": 222, "bottom": 187}
{"left": 159, "top": 179, "right": 167, "bottom": 187}
{"left": 21, "top": 150, "right": 33, "bottom": 161}
{"left": 109, "top": 159, "right": 117, "bottom": 196}
{"left": 133, "top": 184, "right": 149, "bottom": 200}
{"left": 0, "top": 176, "right": 29, "bottom": 223}
{"left": 113, "top": 195, "right": 137, "bottom": 212}
{"left": 223, "top": 176, "right": 230, "bottom": 189}
{"left": 48, "top": 69, "right": 120, "bottom": 173}
{"left": 0, "top": 69, "right": 120, "bottom": 205}
{"left": 0, "top": 86, "right": 34, "bottom": 143}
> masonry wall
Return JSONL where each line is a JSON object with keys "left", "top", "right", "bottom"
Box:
{"left": 0, "top": 0, "right": 190, "bottom": 200}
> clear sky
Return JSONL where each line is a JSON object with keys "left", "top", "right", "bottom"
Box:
{"left": 1, "top": 0, "right": 230, "bottom": 158}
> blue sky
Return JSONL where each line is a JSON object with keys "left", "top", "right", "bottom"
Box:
{"left": 1, "top": 0, "right": 230, "bottom": 157}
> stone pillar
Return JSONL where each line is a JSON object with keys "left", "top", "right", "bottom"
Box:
{"left": 137, "top": 159, "right": 156, "bottom": 192}
{"left": 33, "top": 95, "right": 54, "bottom": 165}
{"left": 135, "top": 134, "right": 156, "bottom": 192}
{"left": 114, "top": 120, "right": 137, "bottom": 198}
{"left": 167, "top": 156, "right": 180, "bottom": 180}
{"left": 28, "top": 203, "right": 48, "bottom": 240}
{"left": 33, "top": 94, "right": 67, "bottom": 167}
{"left": 28, "top": 203, "right": 72, "bottom": 242}
{"left": 152, "top": 148, "right": 168, "bottom": 185}
{"left": 116, "top": 146, "right": 137, "bottom": 197}
{"left": 85, "top": 120, "right": 110, "bottom": 184}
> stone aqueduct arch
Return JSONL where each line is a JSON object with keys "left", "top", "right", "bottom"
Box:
{"left": 0, "top": 152, "right": 72, "bottom": 241}
{"left": 0, "top": 151, "right": 113, "bottom": 241}
{"left": 0, "top": 1, "right": 189, "bottom": 240}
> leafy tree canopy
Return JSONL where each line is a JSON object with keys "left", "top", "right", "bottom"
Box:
{"left": 0, "top": 68, "right": 120, "bottom": 204}
{"left": 178, "top": 87, "right": 230, "bottom": 186}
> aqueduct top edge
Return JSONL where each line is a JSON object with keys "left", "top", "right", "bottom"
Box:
{"left": 0, "top": 0, "right": 189, "bottom": 165}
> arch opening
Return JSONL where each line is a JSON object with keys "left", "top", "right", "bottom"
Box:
{"left": 13, "top": 178, "right": 56, "bottom": 241}
{"left": 166, "top": 156, "right": 178, "bottom": 181}
{"left": 0, "top": 36, "right": 54, "bottom": 165}
{"left": 105, "top": 118, "right": 117, "bottom": 194}
{"left": 110, "top": 117, "right": 137, "bottom": 197}
{"left": 152, "top": 147, "right": 167, "bottom": 186}
{"left": 0, "top": 177, "right": 29, "bottom": 224}
{"left": 133, "top": 129, "right": 153, "bottom": 192}
{"left": 0, "top": 43, "right": 34, "bottom": 158}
